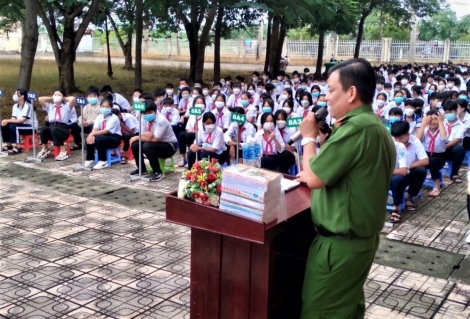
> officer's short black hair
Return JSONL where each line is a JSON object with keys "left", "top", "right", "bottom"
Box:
{"left": 328, "top": 58, "right": 376, "bottom": 105}
{"left": 391, "top": 121, "right": 410, "bottom": 137}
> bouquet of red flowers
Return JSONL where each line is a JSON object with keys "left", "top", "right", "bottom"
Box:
{"left": 178, "top": 157, "right": 222, "bottom": 206}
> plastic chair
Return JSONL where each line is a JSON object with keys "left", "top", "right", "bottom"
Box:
{"left": 289, "top": 164, "right": 298, "bottom": 176}
{"left": 423, "top": 169, "right": 444, "bottom": 189}
{"left": 386, "top": 190, "right": 405, "bottom": 211}
{"left": 18, "top": 133, "right": 39, "bottom": 152}
{"left": 158, "top": 157, "right": 176, "bottom": 175}
{"left": 50, "top": 134, "right": 73, "bottom": 157}
{"left": 464, "top": 151, "right": 470, "bottom": 167}
{"left": 95, "top": 148, "right": 121, "bottom": 166}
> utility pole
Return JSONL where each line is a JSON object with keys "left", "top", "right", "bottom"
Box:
{"left": 409, "top": 13, "right": 417, "bottom": 63}
{"left": 257, "top": 17, "right": 264, "bottom": 60}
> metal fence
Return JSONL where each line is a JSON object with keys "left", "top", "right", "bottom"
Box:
{"left": 390, "top": 41, "right": 410, "bottom": 61}
{"left": 286, "top": 40, "right": 322, "bottom": 57}
{"left": 450, "top": 42, "right": 470, "bottom": 60}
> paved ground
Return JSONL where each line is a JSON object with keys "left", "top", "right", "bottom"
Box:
{"left": 0, "top": 148, "right": 469, "bottom": 318}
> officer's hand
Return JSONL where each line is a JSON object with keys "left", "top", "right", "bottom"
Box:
{"left": 300, "top": 113, "right": 319, "bottom": 138}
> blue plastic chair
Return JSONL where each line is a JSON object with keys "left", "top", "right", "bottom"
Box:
{"left": 386, "top": 190, "right": 405, "bottom": 211}
{"left": 464, "top": 151, "right": 470, "bottom": 167}
{"left": 289, "top": 165, "right": 298, "bottom": 176}
{"left": 95, "top": 148, "right": 121, "bottom": 166}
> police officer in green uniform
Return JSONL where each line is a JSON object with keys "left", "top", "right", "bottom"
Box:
{"left": 295, "top": 58, "right": 396, "bottom": 319}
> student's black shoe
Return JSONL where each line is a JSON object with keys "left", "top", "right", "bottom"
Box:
{"left": 130, "top": 168, "right": 147, "bottom": 176}
{"left": 149, "top": 172, "right": 164, "bottom": 182}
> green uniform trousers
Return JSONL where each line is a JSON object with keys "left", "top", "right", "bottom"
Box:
{"left": 300, "top": 233, "right": 379, "bottom": 319}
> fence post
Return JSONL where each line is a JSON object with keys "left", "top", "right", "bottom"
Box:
{"left": 166, "top": 37, "right": 171, "bottom": 56}
{"left": 239, "top": 37, "right": 245, "bottom": 58}
{"left": 282, "top": 38, "right": 287, "bottom": 57}
{"left": 381, "top": 37, "right": 392, "bottom": 62}
{"left": 176, "top": 32, "right": 181, "bottom": 56}
{"left": 326, "top": 36, "right": 334, "bottom": 60}
{"left": 443, "top": 38, "right": 450, "bottom": 62}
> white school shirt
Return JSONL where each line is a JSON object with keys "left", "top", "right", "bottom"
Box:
{"left": 161, "top": 107, "right": 181, "bottom": 126}
{"left": 69, "top": 107, "right": 78, "bottom": 123}
{"left": 295, "top": 105, "right": 314, "bottom": 118}
{"left": 250, "top": 92, "right": 260, "bottom": 107}
{"left": 93, "top": 113, "right": 122, "bottom": 135}
{"left": 141, "top": 113, "right": 177, "bottom": 143}
{"left": 185, "top": 115, "right": 203, "bottom": 132}
{"left": 44, "top": 102, "right": 73, "bottom": 124}
{"left": 11, "top": 102, "right": 37, "bottom": 129}
{"left": 403, "top": 134, "right": 428, "bottom": 167}
{"left": 458, "top": 112, "right": 470, "bottom": 137}
{"left": 394, "top": 141, "right": 408, "bottom": 170}
{"left": 373, "top": 104, "right": 389, "bottom": 118}
{"left": 254, "top": 128, "right": 285, "bottom": 155}
{"left": 243, "top": 105, "right": 258, "bottom": 122}
{"left": 204, "top": 96, "right": 214, "bottom": 112}
{"left": 121, "top": 113, "right": 139, "bottom": 133}
{"left": 195, "top": 125, "right": 227, "bottom": 153}
{"left": 444, "top": 120, "right": 465, "bottom": 144}
{"left": 227, "top": 93, "right": 243, "bottom": 108}
{"left": 113, "top": 93, "right": 131, "bottom": 111}
{"left": 224, "top": 122, "right": 256, "bottom": 144}
{"left": 178, "top": 97, "right": 192, "bottom": 112}
{"left": 278, "top": 126, "right": 295, "bottom": 144}
{"left": 421, "top": 127, "right": 448, "bottom": 154}
{"left": 211, "top": 108, "right": 231, "bottom": 129}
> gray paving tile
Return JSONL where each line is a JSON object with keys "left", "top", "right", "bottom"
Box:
{"left": 11, "top": 264, "right": 81, "bottom": 291}
{"left": 133, "top": 300, "right": 188, "bottom": 319}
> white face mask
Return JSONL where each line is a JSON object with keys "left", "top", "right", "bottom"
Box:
{"left": 233, "top": 88, "right": 240, "bottom": 95}
{"left": 436, "top": 101, "right": 442, "bottom": 108}
{"left": 263, "top": 122, "right": 274, "bottom": 131}
{"left": 301, "top": 100, "right": 310, "bottom": 108}
{"left": 282, "top": 107, "right": 292, "bottom": 114}
{"left": 215, "top": 101, "right": 225, "bottom": 109}
{"left": 165, "top": 106, "right": 173, "bottom": 113}
{"left": 205, "top": 124, "right": 216, "bottom": 132}
{"left": 377, "top": 100, "right": 385, "bottom": 107}
{"left": 401, "top": 79, "right": 409, "bottom": 85}
{"left": 257, "top": 88, "right": 263, "bottom": 93}
{"left": 376, "top": 85, "right": 383, "bottom": 91}
{"left": 447, "top": 84, "right": 454, "bottom": 89}
{"left": 166, "top": 89, "right": 174, "bottom": 95}
{"left": 182, "top": 94, "right": 190, "bottom": 100}
{"left": 211, "top": 94, "right": 217, "bottom": 101}
{"left": 405, "top": 108, "right": 415, "bottom": 116}
{"left": 203, "top": 90, "right": 209, "bottom": 96}
{"left": 133, "top": 97, "right": 140, "bottom": 102}
{"left": 281, "top": 94, "right": 289, "bottom": 100}
{"left": 12, "top": 94, "right": 19, "bottom": 102}
{"left": 277, "top": 120, "right": 286, "bottom": 129}
{"left": 194, "top": 103, "right": 205, "bottom": 109}
{"left": 438, "top": 85, "right": 445, "bottom": 91}
{"left": 248, "top": 90, "right": 255, "bottom": 95}
{"left": 277, "top": 76, "right": 283, "bottom": 81}
{"left": 53, "top": 95, "right": 63, "bottom": 103}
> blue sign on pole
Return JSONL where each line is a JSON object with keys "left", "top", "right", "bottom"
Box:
{"left": 76, "top": 97, "right": 87, "bottom": 106}
{"left": 27, "top": 92, "right": 37, "bottom": 101}
{"left": 0, "top": 89, "right": 3, "bottom": 97}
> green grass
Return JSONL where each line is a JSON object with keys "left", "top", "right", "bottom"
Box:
{"left": 0, "top": 59, "right": 252, "bottom": 122}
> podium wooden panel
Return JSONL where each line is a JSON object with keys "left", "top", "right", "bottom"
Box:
{"left": 166, "top": 183, "right": 314, "bottom": 319}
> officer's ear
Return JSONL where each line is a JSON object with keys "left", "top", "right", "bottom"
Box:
{"left": 347, "top": 85, "right": 358, "bottom": 104}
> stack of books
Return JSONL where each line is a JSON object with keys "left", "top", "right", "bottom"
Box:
{"left": 219, "top": 164, "right": 283, "bottom": 223}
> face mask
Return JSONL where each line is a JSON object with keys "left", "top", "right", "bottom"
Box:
{"left": 376, "top": 85, "right": 383, "bottom": 91}
{"left": 262, "top": 106, "right": 272, "bottom": 113}
{"left": 438, "top": 85, "right": 445, "bottom": 91}
{"left": 317, "top": 101, "right": 327, "bottom": 107}
{"left": 182, "top": 94, "right": 190, "bottom": 100}
{"left": 305, "top": 72, "right": 310, "bottom": 76}
{"left": 418, "top": 73, "right": 423, "bottom": 77}
{"left": 211, "top": 94, "right": 217, "bottom": 101}
{"left": 263, "top": 122, "right": 274, "bottom": 131}
{"left": 12, "top": 94, "right": 19, "bottom": 102}
{"left": 315, "top": 135, "right": 325, "bottom": 144}
{"left": 164, "top": 106, "right": 173, "bottom": 113}
{"left": 203, "top": 90, "right": 209, "bottom": 96}
{"left": 428, "top": 90, "right": 434, "bottom": 95}
{"left": 281, "top": 94, "right": 289, "bottom": 100}
{"left": 277, "top": 120, "right": 286, "bottom": 129}
{"left": 389, "top": 116, "right": 400, "bottom": 123}
{"left": 445, "top": 113, "right": 456, "bottom": 121}
{"left": 394, "top": 97, "right": 404, "bottom": 104}
{"left": 143, "top": 113, "right": 156, "bottom": 122}
{"left": 166, "top": 89, "right": 174, "bottom": 95}
{"left": 233, "top": 88, "right": 240, "bottom": 95}
{"left": 53, "top": 95, "right": 63, "bottom": 103}
{"left": 284, "top": 85, "right": 291, "bottom": 89}
{"left": 447, "top": 84, "right": 454, "bottom": 89}
{"left": 240, "top": 100, "right": 249, "bottom": 107}
{"left": 100, "top": 108, "right": 112, "bottom": 115}
{"left": 215, "top": 101, "right": 225, "bottom": 109}
{"left": 293, "top": 78, "right": 299, "bottom": 83}
{"left": 88, "top": 97, "right": 98, "bottom": 105}
{"left": 282, "top": 107, "right": 291, "bottom": 114}
{"left": 436, "top": 102, "right": 442, "bottom": 108}
{"left": 277, "top": 76, "right": 283, "bottom": 81}
{"left": 301, "top": 100, "right": 310, "bottom": 108}
{"left": 262, "top": 76, "right": 268, "bottom": 81}
{"left": 220, "top": 81, "right": 225, "bottom": 86}
{"left": 194, "top": 103, "right": 205, "bottom": 109}
{"left": 253, "top": 77, "right": 258, "bottom": 82}
{"left": 401, "top": 79, "right": 409, "bottom": 86}
{"left": 300, "top": 85, "right": 307, "bottom": 90}
{"left": 248, "top": 90, "right": 255, "bottom": 95}
{"left": 311, "top": 92, "right": 320, "bottom": 97}
{"left": 405, "top": 108, "right": 415, "bottom": 117}
{"left": 377, "top": 100, "right": 385, "bottom": 107}
{"left": 205, "top": 124, "right": 216, "bottom": 132}
{"left": 459, "top": 95, "right": 467, "bottom": 100}
{"left": 257, "top": 88, "right": 263, "bottom": 93}
{"left": 272, "top": 83, "right": 278, "bottom": 87}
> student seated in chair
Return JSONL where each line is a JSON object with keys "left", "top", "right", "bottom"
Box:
{"left": 275, "top": 109, "right": 296, "bottom": 174}
{"left": 129, "top": 100, "right": 178, "bottom": 182}
{"left": 160, "top": 97, "right": 182, "bottom": 137}
{"left": 416, "top": 110, "right": 448, "bottom": 197}
{"left": 1, "top": 88, "right": 37, "bottom": 155}
{"left": 443, "top": 100, "right": 466, "bottom": 183}
{"left": 224, "top": 107, "right": 256, "bottom": 164}
{"left": 390, "top": 121, "right": 429, "bottom": 220}
{"left": 187, "top": 112, "right": 227, "bottom": 169}
{"left": 389, "top": 131, "right": 409, "bottom": 223}
{"left": 111, "top": 108, "right": 139, "bottom": 164}
{"left": 254, "top": 112, "right": 285, "bottom": 171}
{"left": 78, "top": 86, "right": 101, "bottom": 135}
{"left": 83, "top": 98, "right": 122, "bottom": 170}
{"left": 37, "top": 89, "right": 76, "bottom": 161}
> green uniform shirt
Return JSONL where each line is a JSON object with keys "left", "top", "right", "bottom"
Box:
{"left": 309, "top": 104, "right": 396, "bottom": 237}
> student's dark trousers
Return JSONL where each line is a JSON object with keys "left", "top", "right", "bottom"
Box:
{"left": 40, "top": 123, "right": 69, "bottom": 146}
{"left": 122, "top": 132, "right": 138, "bottom": 152}
{"left": 132, "top": 141, "right": 176, "bottom": 174}
{"left": 278, "top": 150, "right": 296, "bottom": 174}
{"left": 69, "top": 122, "right": 82, "bottom": 145}
{"left": 261, "top": 154, "right": 280, "bottom": 171}
{"left": 445, "top": 144, "right": 465, "bottom": 176}
{"left": 1, "top": 123, "right": 33, "bottom": 143}
{"left": 426, "top": 152, "right": 446, "bottom": 180}
{"left": 177, "top": 132, "right": 196, "bottom": 154}
{"left": 86, "top": 133, "right": 121, "bottom": 161}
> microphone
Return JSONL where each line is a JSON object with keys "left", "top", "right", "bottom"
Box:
{"left": 288, "top": 107, "right": 329, "bottom": 145}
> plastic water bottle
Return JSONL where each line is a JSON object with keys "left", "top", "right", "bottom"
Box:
{"left": 243, "top": 137, "right": 261, "bottom": 167}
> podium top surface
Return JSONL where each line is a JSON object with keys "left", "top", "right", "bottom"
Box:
{"left": 165, "top": 181, "right": 311, "bottom": 244}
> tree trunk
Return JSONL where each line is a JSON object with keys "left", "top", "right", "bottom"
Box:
{"left": 195, "top": 1, "right": 218, "bottom": 81}
{"left": 186, "top": 24, "right": 199, "bottom": 83}
{"left": 134, "top": 0, "right": 143, "bottom": 88}
{"left": 17, "top": 0, "right": 38, "bottom": 90}
{"left": 264, "top": 13, "right": 272, "bottom": 73}
{"left": 354, "top": 13, "right": 367, "bottom": 58}
{"left": 315, "top": 29, "right": 326, "bottom": 76}
{"left": 59, "top": 16, "right": 78, "bottom": 93}
{"left": 123, "top": 41, "right": 133, "bottom": 70}
{"left": 272, "top": 19, "right": 286, "bottom": 76}
{"left": 268, "top": 15, "right": 280, "bottom": 73}
{"left": 108, "top": 13, "right": 133, "bottom": 70}
{"left": 379, "top": 9, "right": 383, "bottom": 40}
{"left": 213, "top": 5, "right": 224, "bottom": 80}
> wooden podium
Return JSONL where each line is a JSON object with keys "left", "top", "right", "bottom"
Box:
{"left": 166, "top": 184, "right": 313, "bottom": 319}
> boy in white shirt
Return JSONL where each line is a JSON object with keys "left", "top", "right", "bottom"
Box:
{"left": 211, "top": 98, "right": 231, "bottom": 132}
{"left": 388, "top": 136, "right": 409, "bottom": 223}
{"left": 227, "top": 82, "right": 243, "bottom": 108}
{"left": 224, "top": 107, "right": 256, "bottom": 164}
{"left": 161, "top": 98, "right": 182, "bottom": 137}
{"left": 443, "top": 101, "right": 466, "bottom": 183}
{"left": 100, "top": 85, "right": 131, "bottom": 112}
{"left": 111, "top": 109, "right": 139, "bottom": 164}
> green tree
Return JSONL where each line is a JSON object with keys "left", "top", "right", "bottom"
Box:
{"left": 418, "top": 9, "right": 467, "bottom": 41}
{"left": 363, "top": 9, "right": 410, "bottom": 40}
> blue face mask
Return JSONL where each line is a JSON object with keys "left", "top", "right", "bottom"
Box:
{"left": 100, "top": 108, "right": 111, "bottom": 115}
{"left": 143, "top": 113, "right": 156, "bottom": 122}
{"left": 394, "top": 97, "right": 404, "bottom": 104}
{"left": 272, "top": 83, "right": 278, "bottom": 87}
{"left": 262, "top": 106, "right": 272, "bottom": 113}
{"left": 389, "top": 117, "right": 400, "bottom": 124}
{"left": 240, "top": 100, "right": 249, "bottom": 107}
{"left": 300, "top": 85, "right": 307, "bottom": 90}
{"left": 445, "top": 113, "right": 456, "bottom": 121}
{"left": 317, "top": 101, "right": 327, "bottom": 107}
{"left": 311, "top": 92, "right": 320, "bottom": 97}
{"left": 88, "top": 97, "right": 98, "bottom": 105}
{"left": 428, "top": 90, "right": 434, "bottom": 95}
{"left": 459, "top": 95, "right": 468, "bottom": 100}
